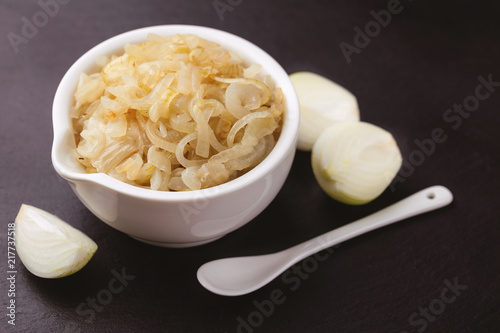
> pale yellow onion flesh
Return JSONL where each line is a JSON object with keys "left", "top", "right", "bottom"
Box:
{"left": 73, "top": 34, "right": 284, "bottom": 191}
{"left": 15, "top": 204, "right": 98, "bottom": 278}
{"left": 290, "top": 71, "right": 360, "bottom": 151}
{"left": 311, "top": 122, "right": 402, "bottom": 205}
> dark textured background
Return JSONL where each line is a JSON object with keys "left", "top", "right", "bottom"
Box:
{"left": 1, "top": 0, "right": 499, "bottom": 332}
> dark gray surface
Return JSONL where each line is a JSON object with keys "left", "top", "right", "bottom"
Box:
{"left": 1, "top": 0, "right": 499, "bottom": 332}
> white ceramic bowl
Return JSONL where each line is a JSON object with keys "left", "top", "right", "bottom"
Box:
{"left": 51, "top": 25, "right": 299, "bottom": 247}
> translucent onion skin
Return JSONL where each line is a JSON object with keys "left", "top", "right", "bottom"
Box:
{"left": 72, "top": 34, "right": 285, "bottom": 191}
{"left": 311, "top": 122, "right": 402, "bottom": 205}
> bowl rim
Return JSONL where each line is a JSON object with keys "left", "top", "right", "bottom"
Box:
{"left": 51, "top": 24, "right": 299, "bottom": 202}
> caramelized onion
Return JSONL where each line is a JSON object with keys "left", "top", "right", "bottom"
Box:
{"left": 73, "top": 34, "right": 284, "bottom": 190}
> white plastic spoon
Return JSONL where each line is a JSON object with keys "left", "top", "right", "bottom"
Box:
{"left": 197, "top": 185, "right": 453, "bottom": 296}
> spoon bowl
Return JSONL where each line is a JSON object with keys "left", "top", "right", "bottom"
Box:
{"left": 197, "top": 185, "right": 453, "bottom": 296}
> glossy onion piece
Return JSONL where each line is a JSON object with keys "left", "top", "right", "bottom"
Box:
{"left": 15, "top": 204, "right": 98, "bottom": 278}
{"left": 290, "top": 71, "right": 360, "bottom": 151}
{"left": 312, "top": 122, "right": 402, "bottom": 205}
{"left": 74, "top": 73, "right": 105, "bottom": 109}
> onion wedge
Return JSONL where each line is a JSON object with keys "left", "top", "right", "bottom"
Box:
{"left": 15, "top": 204, "right": 97, "bottom": 278}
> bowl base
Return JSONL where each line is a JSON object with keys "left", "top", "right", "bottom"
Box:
{"left": 128, "top": 234, "right": 224, "bottom": 248}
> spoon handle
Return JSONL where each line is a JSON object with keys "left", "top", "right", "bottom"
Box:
{"left": 287, "top": 185, "right": 453, "bottom": 261}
